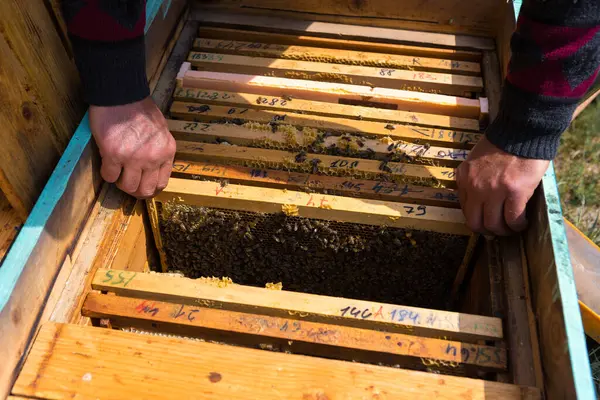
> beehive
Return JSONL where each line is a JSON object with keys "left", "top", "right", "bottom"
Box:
{"left": 6, "top": 2, "right": 593, "bottom": 399}
{"left": 146, "top": 18, "right": 487, "bottom": 310}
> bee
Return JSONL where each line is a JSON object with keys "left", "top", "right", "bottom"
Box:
{"left": 219, "top": 180, "right": 229, "bottom": 188}
{"left": 310, "top": 158, "right": 322, "bottom": 174}
{"left": 282, "top": 95, "right": 293, "bottom": 101}
{"left": 385, "top": 124, "right": 396, "bottom": 131}
{"left": 379, "top": 160, "right": 393, "bottom": 173}
{"left": 256, "top": 96, "right": 265, "bottom": 105}
{"left": 295, "top": 150, "right": 307, "bottom": 163}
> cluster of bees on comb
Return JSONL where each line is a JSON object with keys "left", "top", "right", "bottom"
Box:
{"left": 160, "top": 202, "right": 468, "bottom": 309}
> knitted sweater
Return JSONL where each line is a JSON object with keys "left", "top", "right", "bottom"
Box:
{"left": 61, "top": 0, "right": 149, "bottom": 106}
{"left": 62, "top": 0, "right": 600, "bottom": 160}
{"left": 486, "top": 0, "right": 600, "bottom": 159}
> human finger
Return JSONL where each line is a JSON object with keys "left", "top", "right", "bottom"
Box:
{"left": 463, "top": 196, "right": 485, "bottom": 233}
{"left": 483, "top": 195, "right": 512, "bottom": 236}
{"left": 136, "top": 168, "right": 159, "bottom": 199}
{"left": 117, "top": 166, "right": 142, "bottom": 195}
{"left": 100, "top": 158, "right": 122, "bottom": 183}
{"left": 156, "top": 160, "right": 173, "bottom": 193}
{"left": 504, "top": 194, "right": 529, "bottom": 232}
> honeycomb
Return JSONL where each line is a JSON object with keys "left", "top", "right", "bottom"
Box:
{"left": 159, "top": 202, "right": 469, "bottom": 310}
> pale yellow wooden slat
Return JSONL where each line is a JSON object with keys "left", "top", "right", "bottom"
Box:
{"left": 193, "top": 38, "right": 482, "bottom": 75}
{"left": 173, "top": 87, "right": 481, "bottom": 131}
{"left": 187, "top": 51, "right": 483, "bottom": 96}
{"left": 175, "top": 142, "right": 459, "bottom": 187}
{"left": 192, "top": 11, "right": 496, "bottom": 51}
{"left": 13, "top": 323, "right": 540, "bottom": 400}
{"left": 196, "top": 26, "right": 483, "bottom": 62}
{"left": 179, "top": 69, "right": 485, "bottom": 120}
{"left": 169, "top": 101, "right": 482, "bottom": 148}
{"left": 171, "top": 160, "right": 461, "bottom": 208}
{"left": 167, "top": 120, "right": 470, "bottom": 166}
{"left": 156, "top": 178, "right": 468, "bottom": 235}
{"left": 90, "top": 267, "right": 501, "bottom": 342}
{"left": 82, "top": 293, "right": 507, "bottom": 370}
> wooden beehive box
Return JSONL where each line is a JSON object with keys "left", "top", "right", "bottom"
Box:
{"left": 0, "top": 1, "right": 595, "bottom": 399}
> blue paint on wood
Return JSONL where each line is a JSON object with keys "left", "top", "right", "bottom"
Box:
{"left": 0, "top": 114, "right": 92, "bottom": 311}
{"left": 0, "top": 0, "right": 168, "bottom": 313}
{"left": 145, "top": 0, "right": 173, "bottom": 33}
{"left": 542, "top": 165, "right": 596, "bottom": 398}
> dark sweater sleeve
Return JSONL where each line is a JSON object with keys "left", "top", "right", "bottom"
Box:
{"left": 486, "top": 0, "right": 600, "bottom": 160}
{"left": 62, "top": 0, "right": 149, "bottom": 106}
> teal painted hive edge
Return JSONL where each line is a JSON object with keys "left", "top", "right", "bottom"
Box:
{"left": 0, "top": 0, "right": 170, "bottom": 313}
{"left": 542, "top": 164, "right": 595, "bottom": 397}
{"left": 0, "top": 114, "right": 92, "bottom": 311}
{"left": 512, "top": 0, "right": 595, "bottom": 397}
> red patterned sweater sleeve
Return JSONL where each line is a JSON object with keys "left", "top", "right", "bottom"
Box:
{"left": 485, "top": 0, "right": 600, "bottom": 159}
{"left": 61, "top": 0, "right": 149, "bottom": 106}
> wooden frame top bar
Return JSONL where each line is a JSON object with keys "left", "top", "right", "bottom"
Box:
{"left": 91, "top": 268, "right": 501, "bottom": 341}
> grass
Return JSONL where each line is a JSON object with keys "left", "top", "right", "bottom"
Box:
{"left": 555, "top": 98, "right": 600, "bottom": 245}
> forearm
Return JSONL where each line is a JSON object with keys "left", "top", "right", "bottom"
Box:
{"left": 62, "top": 0, "right": 149, "bottom": 106}
{"left": 486, "top": 0, "right": 600, "bottom": 160}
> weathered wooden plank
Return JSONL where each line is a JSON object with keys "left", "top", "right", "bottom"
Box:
{"left": 193, "top": 1, "right": 503, "bottom": 37}
{"left": 0, "top": 193, "right": 22, "bottom": 263}
{"left": 13, "top": 323, "right": 540, "bottom": 400}
{"left": 0, "top": 0, "right": 84, "bottom": 218}
{"left": 193, "top": 38, "right": 482, "bottom": 75}
{"left": 498, "top": 236, "right": 543, "bottom": 389}
{"left": 167, "top": 120, "right": 470, "bottom": 166}
{"left": 106, "top": 201, "right": 149, "bottom": 273}
{"left": 82, "top": 293, "right": 507, "bottom": 370}
{"left": 0, "top": 15, "right": 82, "bottom": 220}
{"left": 188, "top": 51, "right": 483, "bottom": 96}
{"left": 0, "top": 117, "right": 101, "bottom": 399}
{"left": 152, "top": 20, "right": 201, "bottom": 113}
{"left": 157, "top": 178, "right": 468, "bottom": 235}
{"left": 91, "top": 268, "right": 501, "bottom": 341}
{"left": 191, "top": 11, "right": 496, "bottom": 50}
{"left": 525, "top": 175, "right": 596, "bottom": 399}
{"left": 170, "top": 102, "right": 482, "bottom": 148}
{"left": 176, "top": 142, "right": 459, "bottom": 187}
{"left": 481, "top": 51, "right": 502, "bottom": 121}
{"left": 197, "top": 26, "right": 483, "bottom": 62}
{"left": 171, "top": 160, "right": 461, "bottom": 207}
{"left": 179, "top": 70, "right": 485, "bottom": 119}
{"left": 173, "top": 87, "right": 481, "bottom": 131}
{"left": 451, "top": 234, "right": 479, "bottom": 300}
{"left": 41, "top": 185, "right": 127, "bottom": 326}
{"left": 145, "top": 0, "right": 187, "bottom": 91}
